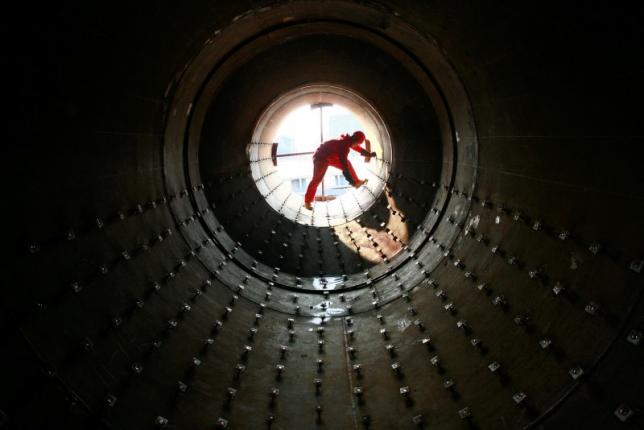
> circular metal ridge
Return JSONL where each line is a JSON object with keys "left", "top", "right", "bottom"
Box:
{"left": 161, "top": 1, "right": 478, "bottom": 314}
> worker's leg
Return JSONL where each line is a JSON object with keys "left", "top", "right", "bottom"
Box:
{"left": 344, "top": 160, "right": 360, "bottom": 184}
{"left": 329, "top": 159, "right": 360, "bottom": 184}
{"left": 304, "top": 161, "right": 329, "bottom": 204}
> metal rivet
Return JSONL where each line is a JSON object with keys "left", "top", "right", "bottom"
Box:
{"left": 627, "top": 329, "right": 642, "bottom": 345}
{"left": 458, "top": 407, "right": 471, "bottom": 419}
{"left": 614, "top": 404, "right": 634, "bottom": 422}
{"left": 569, "top": 366, "right": 584, "bottom": 380}
{"left": 512, "top": 392, "right": 527, "bottom": 405}
{"left": 488, "top": 361, "right": 501, "bottom": 373}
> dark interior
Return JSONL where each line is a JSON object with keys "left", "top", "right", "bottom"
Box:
{"left": 6, "top": 2, "right": 643, "bottom": 429}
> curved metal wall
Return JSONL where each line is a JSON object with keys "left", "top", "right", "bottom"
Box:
{"left": 6, "top": 2, "right": 643, "bottom": 429}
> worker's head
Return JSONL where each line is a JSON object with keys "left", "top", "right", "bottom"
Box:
{"left": 351, "top": 131, "right": 365, "bottom": 143}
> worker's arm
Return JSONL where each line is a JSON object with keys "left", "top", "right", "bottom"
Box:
{"left": 349, "top": 144, "right": 365, "bottom": 154}
{"left": 350, "top": 142, "right": 376, "bottom": 158}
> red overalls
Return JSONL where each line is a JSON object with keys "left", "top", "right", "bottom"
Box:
{"left": 304, "top": 136, "right": 366, "bottom": 204}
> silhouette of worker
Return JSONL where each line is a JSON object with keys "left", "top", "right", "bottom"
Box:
{"left": 304, "top": 131, "right": 376, "bottom": 210}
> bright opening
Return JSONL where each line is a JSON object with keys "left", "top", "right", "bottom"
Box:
{"left": 250, "top": 84, "right": 392, "bottom": 227}
{"left": 274, "top": 104, "right": 383, "bottom": 200}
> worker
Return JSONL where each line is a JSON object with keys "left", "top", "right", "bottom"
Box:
{"left": 303, "top": 131, "right": 376, "bottom": 210}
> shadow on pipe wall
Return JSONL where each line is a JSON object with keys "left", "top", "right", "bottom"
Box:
{"left": 335, "top": 187, "right": 408, "bottom": 263}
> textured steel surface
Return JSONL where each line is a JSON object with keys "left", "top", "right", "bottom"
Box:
{"left": 5, "top": 1, "right": 644, "bottom": 429}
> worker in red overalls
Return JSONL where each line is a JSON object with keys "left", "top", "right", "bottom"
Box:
{"left": 304, "top": 131, "right": 376, "bottom": 210}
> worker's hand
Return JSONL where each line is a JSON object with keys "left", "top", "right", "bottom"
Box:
{"left": 360, "top": 149, "right": 376, "bottom": 158}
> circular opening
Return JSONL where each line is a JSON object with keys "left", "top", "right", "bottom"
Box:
{"left": 250, "top": 84, "right": 392, "bottom": 227}
{"left": 184, "top": 12, "right": 472, "bottom": 284}
{"left": 274, "top": 104, "right": 376, "bottom": 200}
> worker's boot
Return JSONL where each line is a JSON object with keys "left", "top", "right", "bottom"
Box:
{"left": 304, "top": 202, "right": 313, "bottom": 210}
{"left": 353, "top": 178, "right": 368, "bottom": 188}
